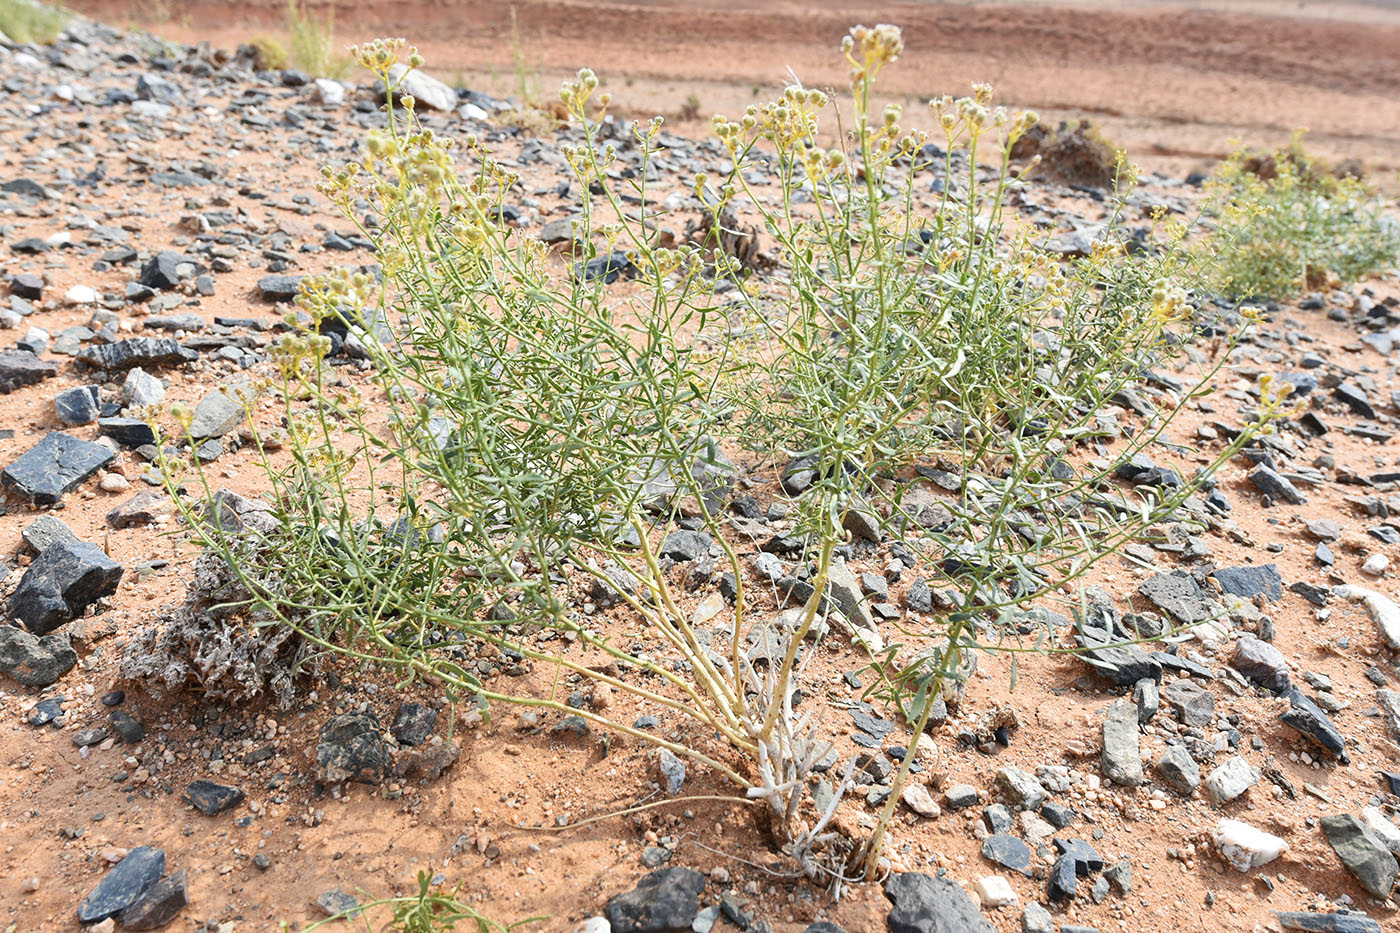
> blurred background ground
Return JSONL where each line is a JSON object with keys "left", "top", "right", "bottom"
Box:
{"left": 64, "top": 0, "right": 1400, "bottom": 184}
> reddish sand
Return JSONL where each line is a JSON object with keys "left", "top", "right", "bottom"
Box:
{"left": 70, "top": 0, "right": 1400, "bottom": 181}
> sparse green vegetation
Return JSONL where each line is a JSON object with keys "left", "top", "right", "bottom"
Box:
{"left": 285, "top": 0, "right": 350, "bottom": 78}
{"left": 1202, "top": 134, "right": 1400, "bottom": 298}
{"left": 0, "top": 0, "right": 69, "bottom": 45}
{"left": 304, "top": 871, "right": 542, "bottom": 932}
{"left": 163, "top": 26, "right": 1291, "bottom": 885}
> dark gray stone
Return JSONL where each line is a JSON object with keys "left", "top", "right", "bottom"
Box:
{"left": 258, "top": 274, "right": 304, "bottom": 301}
{"left": 1213, "top": 564, "right": 1283, "bottom": 601}
{"left": 1232, "top": 635, "right": 1291, "bottom": 693}
{"left": 316, "top": 711, "right": 390, "bottom": 784}
{"left": 1155, "top": 744, "right": 1200, "bottom": 794}
{"left": 1162, "top": 679, "right": 1215, "bottom": 727}
{"left": 138, "top": 251, "right": 189, "bottom": 290}
{"left": 2, "top": 432, "right": 114, "bottom": 505}
{"left": 605, "top": 867, "right": 705, "bottom": 933}
{"left": 77, "top": 337, "right": 194, "bottom": 372}
{"left": 884, "top": 872, "right": 996, "bottom": 933}
{"left": 1280, "top": 687, "right": 1348, "bottom": 762}
{"left": 0, "top": 626, "right": 78, "bottom": 686}
{"left": 1275, "top": 911, "right": 1382, "bottom": 932}
{"left": 119, "top": 870, "right": 188, "bottom": 930}
{"left": 98, "top": 417, "right": 158, "bottom": 448}
{"left": 188, "top": 390, "right": 245, "bottom": 439}
{"left": 981, "top": 833, "right": 1033, "bottom": 876}
{"left": 111, "top": 711, "right": 145, "bottom": 743}
{"left": 77, "top": 846, "right": 165, "bottom": 923}
{"left": 1138, "top": 571, "right": 1217, "bottom": 625}
{"left": 9, "top": 540, "right": 124, "bottom": 635}
{"left": 390, "top": 701, "right": 437, "bottom": 745}
{"left": 182, "top": 780, "right": 245, "bottom": 815}
{"left": 53, "top": 386, "right": 100, "bottom": 425}
{"left": 1320, "top": 814, "right": 1397, "bottom": 899}
{"left": 0, "top": 350, "right": 57, "bottom": 394}
{"left": 1101, "top": 698, "right": 1144, "bottom": 785}
{"left": 1250, "top": 464, "right": 1306, "bottom": 504}
{"left": 659, "top": 530, "right": 710, "bottom": 563}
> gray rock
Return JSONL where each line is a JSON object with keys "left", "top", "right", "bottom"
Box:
{"left": 1133, "top": 677, "right": 1160, "bottom": 723}
{"left": 77, "top": 846, "right": 165, "bottom": 923}
{"left": 659, "top": 530, "right": 709, "bottom": 563}
{"left": 1101, "top": 698, "right": 1144, "bottom": 785}
{"left": 826, "top": 558, "right": 873, "bottom": 629}
{"left": 390, "top": 701, "right": 437, "bottom": 745}
{"left": 1275, "top": 910, "right": 1382, "bottom": 932}
{"left": 9, "top": 540, "right": 124, "bottom": 635}
{"left": 982, "top": 833, "right": 1033, "bottom": 875}
{"left": 1320, "top": 814, "right": 1398, "bottom": 899}
{"left": 77, "top": 337, "right": 193, "bottom": 372}
{"left": 995, "top": 766, "right": 1048, "bottom": 810}
{"left": 1162, "top": 678, "right": 1215, "bottom": 727}
{"left": 0, "top": 626, "right": 78, "bottom": 686}
{"left": 1022, "top": 901, "right": 1055, "bottom": 933}
{"left": 905, "top": 577, "right": 932, "bottom": 613}
{"left": 257, "top": 274, "right": 303, "bottom": 301}
{"left": 182, "top": 780, "right": 245, "bottom": 816}
{"left": 385, "top": 64, "right": 457, "bottom": 111}
{"left": 118, "top": 870, "right": 188, "bottom": 931}
{"left": 315, "top": 888, "right": 360, "bottom": 918}
{"left": 1139, "top": 571, "right": 1218, "bottom": 625}
{"left": 188, "top": 389, "right": 245, "bottom": 439}
{"left": 121, "top": 368, "right": 165, "bottom": 407}
{"left": 1213, "top": 564, "right": 1282, "bottom": 601}
{"left": 1232, "top": 635, "right": 1291, "bottom": 693}
{"left": 98, "top": 416, "right": 158, "bottom": 448}
{"left": 884, "top": 872, "right": 996, "bottom": 933}
{"left": 0, "top": 350, "right": 57, "bottom": 393}
{"left": 1250, "top": 464, "right": 1306, "bottom": 504}
{"left": 1280, "top": 686, "right": 1348, "bottom": 761}
{"left": 136, "top": 73, "right": 183, "bottom": 105}
{"left": 944, "top": 783, "right": 980, "bottom": 809}
{"left": 21, "top": 515, "right": 76, "bottom": 553}
{"left": 316, "top": 711, "right": 391, "bottom": 785}
{"left": 1155, "top": 744, "right": 1200, "bottom": 794}
{"left": 657, "top": 748, "right": 686, "bottom": 794}
{"left": 53, "top": 385, "right": 100, "bottom": 425}
{"left": 1205, "top": 756, "right": 1258, "bottom": 805}
{"left": 605, "top": 867, "right": 705, "bottom": 933}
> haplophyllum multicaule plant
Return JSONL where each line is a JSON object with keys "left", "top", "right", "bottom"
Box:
{"left": 694, "top": 24, "right": 1294, "bottom": 872}
{"left": 162, "top": 36, "right": 860, "bottom": 880}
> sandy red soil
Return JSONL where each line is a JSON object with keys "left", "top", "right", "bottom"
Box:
{"left": 68, "top": 0, "right": 1400, "bottom": 181}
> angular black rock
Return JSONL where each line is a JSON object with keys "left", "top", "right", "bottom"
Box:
{"left": 183, "top": 780, "right": 245, "bottom": 815}
{"left": 77, "top": 846, "right": 165, "bottom": 923}
{"left": 77, "top": 337, "right": 195, "bottom": 372}
{"left": 0, "top": 626, "right": 78, "bottom": 686}
{"left": 0, "top": 350, "right": 58, "bottom": 394}
{"left": 110, "top": 710, "right": 146, "bottom": 743}
{"left": 53, "top": 385, "right": 101, "bottom": 426}
{"left": 1213, "top": 564, "right": 1283, "bottom": 601}
{"left": 9, "top": 540, "right": 125, "bottom": 635}
{"left": 316, "top": 711, "right": 391, "bottom": 784}
{"left": 390, "top": 701, "right": 438, "bottom": 746}
{"left": 884, "top": 872, "right": 996, "bottom": 933}
{"left": 1280, "top": 687, "right": 1348, "bottom": 762}
{"left": 1138, "top": 571, "right": 1217, "bottom": 624}
{"left": 981, "top": 833, "right": 1033, "bottom": 876}
{"left": 1250, "top": 464, "right": 1306, "bottom": 504}
{"left": 605, "top": 867, "right": 706, "bottom": 933}
{"left": 257, "top": 274, "right": 304, "bottom": 301}
{"left": 1275, "top": 911, "right": 1382, "bottom": 933}
{"left": 97, "top": 416, "right": 158, "bottom": 449}
{"left": 119, "top": 870, "right": 188, "bottom": 931}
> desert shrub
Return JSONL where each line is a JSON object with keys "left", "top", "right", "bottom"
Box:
{"left": 247, "top": 34, "right": 289, "bottom": 71}
{"left": 1010, "top": 118, "right": 1122, "bottom": 189}
{"left": 285, "top": 0, "right": 350, "bottom": 78}
{"left": 162, "top": 28, "right": 1277, "bottom": 883}
{"left": 0, "top": 0, "right": 69, "bottom": 45}
{"left": 1202, "top": 135, "right": 1400, "bottom": 298}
